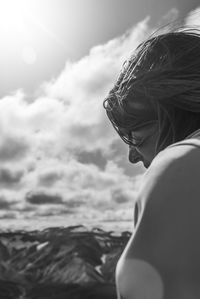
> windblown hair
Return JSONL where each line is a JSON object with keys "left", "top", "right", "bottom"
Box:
{"left": 103, "top": 25, "right": 200, "bottom": 154}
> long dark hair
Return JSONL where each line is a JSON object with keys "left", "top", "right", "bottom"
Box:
{"left": 103, "top": 25, "right": 200, "bottom": 154}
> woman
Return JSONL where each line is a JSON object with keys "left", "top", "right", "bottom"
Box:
{"left": 103, "top": 27, "right": 200, "bottom": 299}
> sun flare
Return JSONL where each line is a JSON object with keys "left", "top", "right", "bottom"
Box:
{"left": 0, "top": 0, "right": 55, "bottom": 65}
{"left": 0, "top": 0, "right": 29, "bottom": 41}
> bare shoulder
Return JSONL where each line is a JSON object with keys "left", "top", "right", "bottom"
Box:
{"left": 123, "top": 141, "right": 200, "bottom": 263}
{"left": 139, "top": 142, "right": 200, "bottom": 206}
{"left": 134, "top": 142, "right": 200, "bottom": 260}
{"left": 153, "top": 140, "right": 200, "bottom": 167}
{"left": 117, "top": 143, "right": 200, "bottom": 299}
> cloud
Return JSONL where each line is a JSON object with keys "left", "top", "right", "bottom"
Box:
{"left": 184, "top": 7, "right": 200, "bottom": 27}
{"left": 0, "top": 136, "right": 29, "bottom": 162}
{"left": 38, "top": 169, "right": 63, "bottom": 187}
{"left": 26, "top": 191, "right": 63, "bottom": 205}
{"left": 34, "top": 208, "right": 75, "bottom": 217}
{"left": 0, "top": 211, "right": 18, "bottom": 219}
{"left": 0, "top": 17, "right": 153, "bottom": 173}
{"left": 0, "top": 196, "right": 12, "bottom": 209}
{"left": 41, "top": 16, "right": 152, "bottom": 154}
{"left": 4, "top": 7, "right": 200, "bottom": 225}
{"left": 43, "top": 17, "right": 151, "bottom": 101}
{"left": 75, "top": 149, "right": 107, "bottom": 170}
{"left": 0, "top": 167, "right": 24, "bottom": 187}
{"left": 111, "top": 187, "right": 136, "bottom": 204}
{"left": 0, "top": 16, "right": 154, "bottom": 223}
{"left": 20, "top": 158, "right": 142, "bottom": 218}
{"left": 157, "top": 8, "right": 179, "bottom": 27}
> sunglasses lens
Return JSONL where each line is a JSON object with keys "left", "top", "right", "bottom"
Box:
{"left": 119, "top": 129, "right": 132, "bottom": 145}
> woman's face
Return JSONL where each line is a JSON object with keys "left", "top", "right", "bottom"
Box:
{"left": 128, "top": 122, "right": 159, "bottom": 168}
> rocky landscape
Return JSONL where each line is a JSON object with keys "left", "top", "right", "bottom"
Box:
{"left": 0, "top": 225, "right": 131, "bottom": 298}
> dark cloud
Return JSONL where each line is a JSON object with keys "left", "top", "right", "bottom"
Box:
{"left": 76, "top": 149, "right": 107, "bottom": 169}
{"left": 112, "top": 188, "right": 129, "bottom": 204}
{"left": 0, "top": 136, "right": 29, "bottom": 162}
{"left": 26, "top": 191, "right": 63, "bottom": 205}
{"left": 0, "top": 196, "right": 11, "bottom": 209}
{"left": 0, "top": 212, "right": 17, "bottom": 219}
{"left": 38, "top": 171, "right": 62, "bottom": 187}
{"left": 0, "top": 168, "right": 24, "bottom": 186}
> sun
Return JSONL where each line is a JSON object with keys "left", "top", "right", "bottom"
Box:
{"left": 0, "top": 0, "right": 29, "bottom": 40}
{"left": 0, "top": 0, "right": 66, "bottom": 66}
{"left": 0, "top": 0, "right": 37, "bottom": 64}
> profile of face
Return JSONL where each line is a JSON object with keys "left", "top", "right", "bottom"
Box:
{"left": 128, "top": 122, "right": 159, "bottom": 169}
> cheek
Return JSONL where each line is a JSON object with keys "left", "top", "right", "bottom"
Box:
{"left": 137, "top": 144, "right": 155, "bottom": 160}
{"left": 140, "top": 134, "right": 158, "bottom": 158}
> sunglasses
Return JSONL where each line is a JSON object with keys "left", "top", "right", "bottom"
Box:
{"left": 111, "top": 120, "right": 157, "bottom": 147}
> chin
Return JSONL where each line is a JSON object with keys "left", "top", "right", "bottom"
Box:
{"left": 143, "top": 161, "right": 150, "bottom": 169}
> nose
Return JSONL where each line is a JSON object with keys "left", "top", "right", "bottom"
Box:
{"left": 129, "top": 146, "right": 142, "bottom": 164}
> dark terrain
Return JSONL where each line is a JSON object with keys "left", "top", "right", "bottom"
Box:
{"left": 0, "top": 225, "right": 131, "bottom": 299}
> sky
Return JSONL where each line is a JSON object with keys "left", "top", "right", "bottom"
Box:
{"left": 0, "top": 1, "right": 200, "bottom": 230}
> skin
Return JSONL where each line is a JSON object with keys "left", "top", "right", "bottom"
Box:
{"left": 129, "top": 122, "right": 159, "bottom": 168}
{"left": 116, "top": 127, "right": 200, "bottom": 298}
